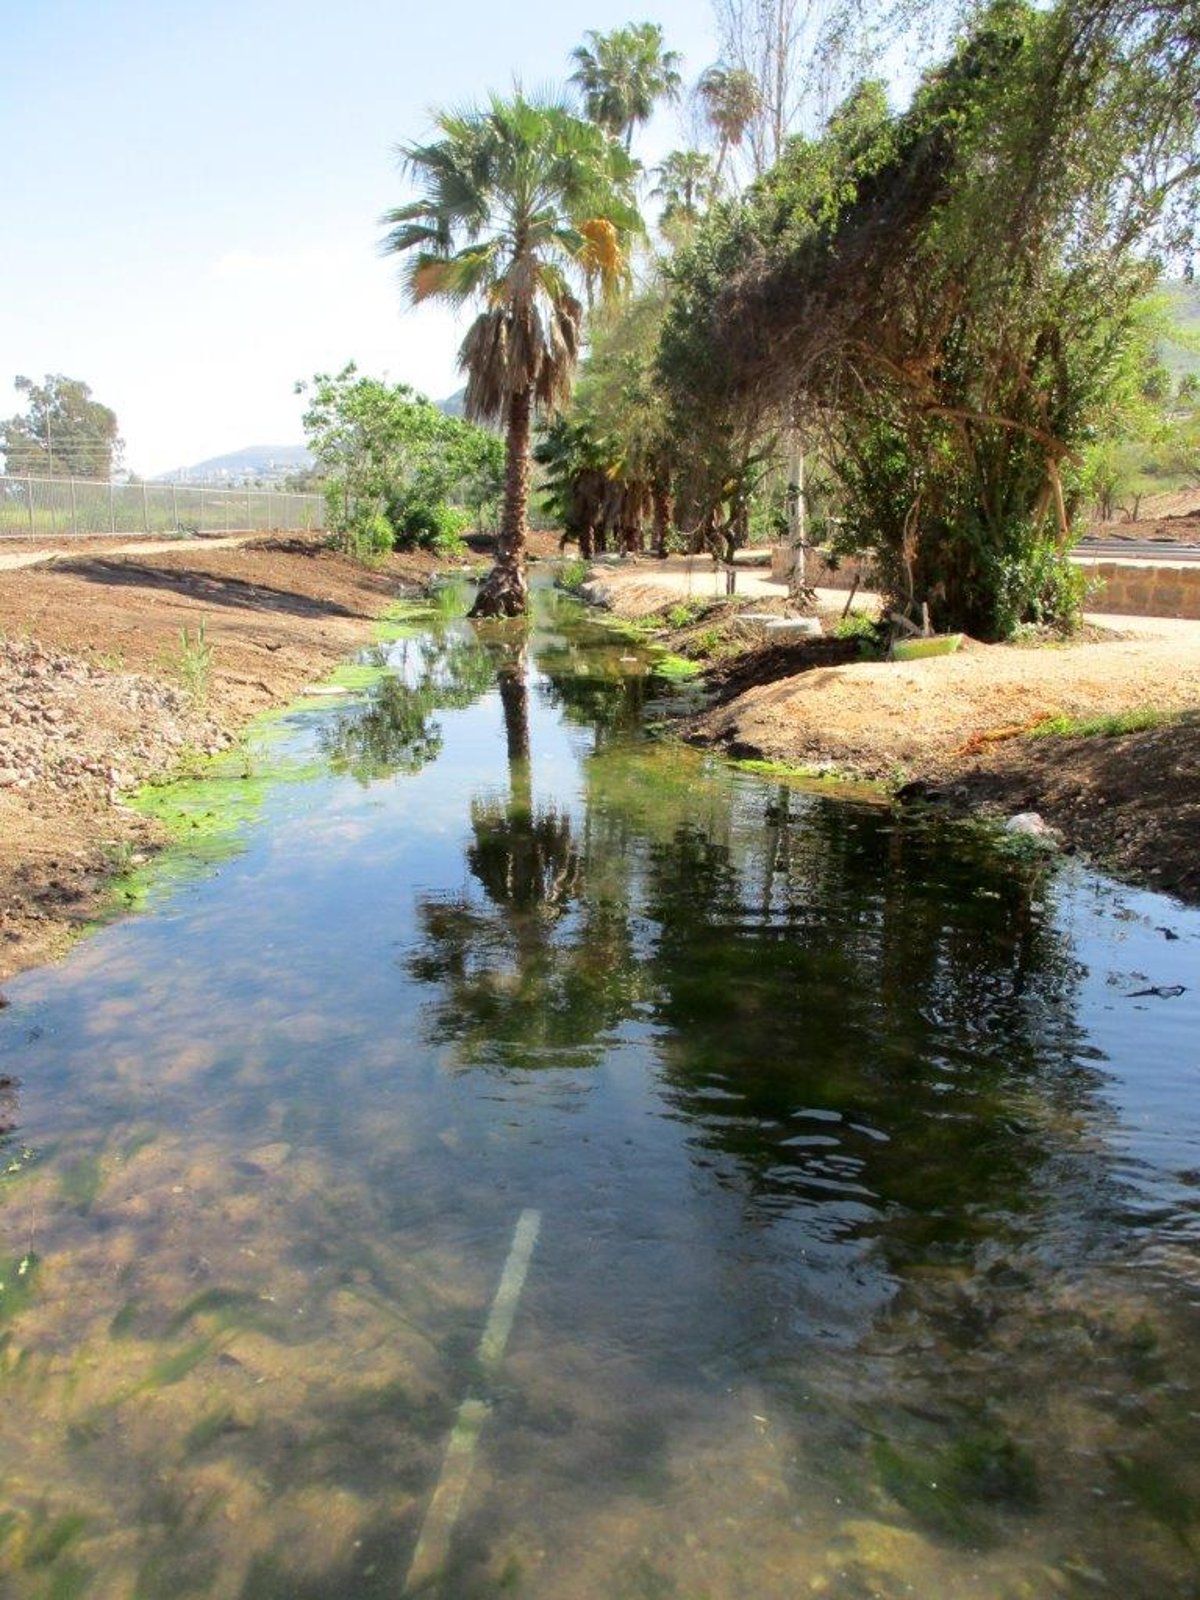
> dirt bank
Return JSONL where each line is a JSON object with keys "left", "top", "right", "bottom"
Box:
{"left": 585, "top": 561, "right": 1200, "bottom": 905}
{"left": 0, "top": 534, "right": 479, "bottom": 979}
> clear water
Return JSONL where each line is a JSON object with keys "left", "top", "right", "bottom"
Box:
{"left": 1, "top": 587, "right": 1199, "bottom": 1599}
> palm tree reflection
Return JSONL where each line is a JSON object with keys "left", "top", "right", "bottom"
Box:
{"left": 409, "top": 633, "right": 638, "bottom": 1070}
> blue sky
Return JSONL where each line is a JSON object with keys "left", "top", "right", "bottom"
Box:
{"left": 2, "top": 0, "right": 719, "bottom": 474}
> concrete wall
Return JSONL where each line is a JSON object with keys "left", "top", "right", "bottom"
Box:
{"left": 771, "top": 544, "right": 1200, "bottom": 620}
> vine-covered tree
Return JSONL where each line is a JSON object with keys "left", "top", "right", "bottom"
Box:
{"left": 1, "top": 374, "right": 123, "bottom": 480}
{"left": 659, "top": 0, "right": 1200, "bottom": 636}
{"left": 382, "top": 94, "right": 640, "bottom": 617}
{"left": 569, "top": 23, "right": 683, "bottom": 151}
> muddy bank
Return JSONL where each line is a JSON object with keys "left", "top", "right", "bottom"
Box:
{"left": 0, "top": 534, "right": 474, "bottom": 979}
{"left": 579, "top": 564, "right": 1200, "bottom": 905}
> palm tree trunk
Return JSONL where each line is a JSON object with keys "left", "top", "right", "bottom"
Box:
{"left": 471, "top": 386, "right": 533, "bottom": 618}
{"left": 651, "top": 483, "right": 671, "bottom": 557}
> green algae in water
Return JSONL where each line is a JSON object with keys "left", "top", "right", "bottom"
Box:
{"left": 147, "top": 1336, "right": 214, "bottom": 1388}
{"left": 58, "top": 1152, "right": 103, "bottom": 1214}
{"left": 183, "top": 1404, "right": 249, "bottom": 1455}
{"left": 165, "top": 1285, "right": 281, "bottom": 1339}
{"left": 872, "top": 1438, "right": 993, "bottom": 1547}
{"left": 0, "top": 1251, "right": 39, "bottom": 1326}
{"left": 1109, "top": 1453, "right": 1196, "bottom": 1548}
{"left": 24, "top": 1512, "right": 90, "bottom": 1570}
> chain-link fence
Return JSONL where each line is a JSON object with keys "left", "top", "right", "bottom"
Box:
{"left": 0, "top": 474, "right": 326, "bottom": 540}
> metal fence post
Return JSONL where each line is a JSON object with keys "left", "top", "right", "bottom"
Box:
{"left": 26, "top": 476, "right": 34, "bottom": 539}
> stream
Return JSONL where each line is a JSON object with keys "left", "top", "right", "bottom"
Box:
{"left": 1, "top": 584, "right": 1198, "bottom": 1599}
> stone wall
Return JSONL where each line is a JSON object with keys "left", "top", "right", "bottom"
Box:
{"left": 1074, "top": 558, "right": 1200, "bottom": 620}
{"left": 770, "top": 544, "right": 1200, "bottom": 620}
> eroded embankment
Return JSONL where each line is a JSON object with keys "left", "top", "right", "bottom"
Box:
{"left": 0, "top": 535, "right": 462, "bottom": 979}
{"left": 574, "top": 561, "right": 1200, "bottom": 903}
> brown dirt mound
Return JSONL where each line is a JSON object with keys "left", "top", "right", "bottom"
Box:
{"left": 0, "top": 535, "right": 455, "bottom": 979}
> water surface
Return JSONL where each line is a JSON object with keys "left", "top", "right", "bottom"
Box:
{"left": 1, "top": 588, "right": 1199, "bottom": 1599}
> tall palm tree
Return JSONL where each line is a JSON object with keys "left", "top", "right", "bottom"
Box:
{"left": 382, "top": 95, "right": 640, "bottom": 618}
{"left": 569, "top": 23, "right": 684, "bottom": 151}
{"left": 696, "top": 63, "right": 762, "bottom": 184}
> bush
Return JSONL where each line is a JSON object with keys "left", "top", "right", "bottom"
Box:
{"left": 338, "top": 509, "right": 394, "bottom": 563}
{"left": 557, "top": 558, "right": 589, "bottom": 592}
{"left": 983, "top": 534, "right": 1089, "bottom": 638}
{"left": 390, "top": 497, "right": 472, "bottom": 553}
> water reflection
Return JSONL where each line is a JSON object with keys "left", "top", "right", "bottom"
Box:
{"left": 319, "top": 633, "right": 496, "bottom": 784}
{"left": 0, "top": 589, "right": 1198, "bottom": 1598}
{"left": 411, "top": 630, "right": 637, "bottom": 1071}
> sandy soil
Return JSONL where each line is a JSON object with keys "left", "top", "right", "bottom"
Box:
{"left": 1090, "top": 485, "right": 1200, "bottom": 542}
{"left": 0, "top": 533, "right": 481, "bottom": 980}
{"left": 589, "top": 559, "right": 1200, "bottom": 905}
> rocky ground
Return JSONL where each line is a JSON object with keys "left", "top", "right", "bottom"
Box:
{"left": 0, "top": 533, "right": 486, "bottom": 979}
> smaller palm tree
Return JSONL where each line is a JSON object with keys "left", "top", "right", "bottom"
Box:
{"left": 651, "top": 149, "right": 716, "bottom": 237}
{"left": 697, "top": 63, "right": 762, "bottom": 184}
{"left": 570, "top": 23, "right": 683, "bottom": 150}
{"left": 382, "top": 94, "right": 640, "bottom": 617}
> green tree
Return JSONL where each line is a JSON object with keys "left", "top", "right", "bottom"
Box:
{"left": 1, "top": 374, "right": 122, "bottom": 480}
{"left": 382, "top": 93, "right": 640, "bottom": 617}
{"left": 659, "top": 2, "right": 1200, "bottom": 636}
{"left": 569, "top": 23, "right": 683, "bottom": 150}
{"left": 297, "top": 363, "right": 502, "bottom": 556}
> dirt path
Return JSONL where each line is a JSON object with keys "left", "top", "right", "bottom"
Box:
{"left": 0, "top": 533, "right": 265, "bottom": 571}
{"left": 0, "top": 534, "right": 470, "bottom": 980}
{"left": 590, "top": 561, "right": 1200, "bottom": 904}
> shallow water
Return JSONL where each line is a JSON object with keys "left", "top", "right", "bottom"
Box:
{"left": 1, "top": 587, "right": 1199, "bottom": 1599}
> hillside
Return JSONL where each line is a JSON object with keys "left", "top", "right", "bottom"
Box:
{"left": 1163, "top": 279, "right": 1200, "bottom": 380}
{"left": 157, "top": 444, "right": 313, "bottom": 484}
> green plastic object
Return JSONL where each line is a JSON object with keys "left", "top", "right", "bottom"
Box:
{"left": 892, "top": 632, "right": 964, "bottom": 660}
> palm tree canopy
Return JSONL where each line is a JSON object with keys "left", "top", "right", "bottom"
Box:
{"left": 569, "top": 23, "right": 683, "bottom": 147}
{"left": 651, "top": 149, "right": 715, "bottom": 220}
{"left": 697, "top": 63, "right": 762, "bottom": 173}
{"left": 382, "top": 94, "right": 641, "bottom": 426}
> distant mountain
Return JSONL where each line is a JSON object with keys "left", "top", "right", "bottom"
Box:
{"left": 1163, "top": 279, "right": 1200, "bottom": 381}
{"left": 157, "top": 444, "right": 314, "bottom": 484}
{"left": 437, "top": 388, "right": 467, "bottom": 418}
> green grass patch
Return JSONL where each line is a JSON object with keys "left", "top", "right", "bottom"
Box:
{"left": 556, "top": 558, "right": 589, "bottom": 593}
{"left": 648, "top": 652, "right": 703, "bottom": 681}
{"left": 1027, "top": 708, "right": 1179, "bottom": 739}
{"left": 731, "top": 756, "right": 889, "bottom": 799}
{"left": 665, "top": 599, "right": 712, "bottom": 629}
